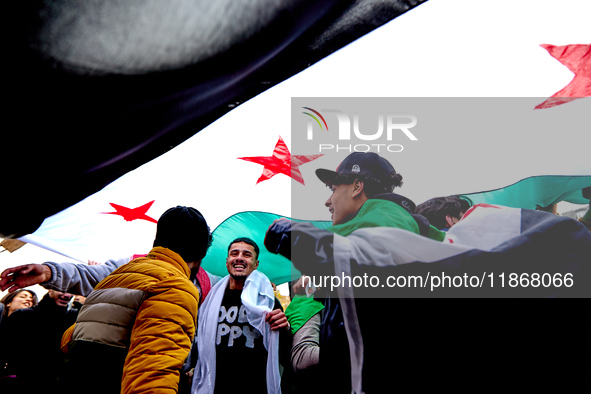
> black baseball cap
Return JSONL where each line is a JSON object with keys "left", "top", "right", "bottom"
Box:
{"left": 316, "top": 152, "right": 398, "bottom": 190}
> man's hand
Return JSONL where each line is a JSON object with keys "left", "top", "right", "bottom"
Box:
{"left": 292, "top": 276, "right": 309, "bottom": 295}
{"left": 264, "top": 218, "right": 292, "bottom": 257}
{"left": 0, "top": 263, "right": 52, "bottom": 292}
{"left": 266, "top": 308, "right": 290, "bottom": 331}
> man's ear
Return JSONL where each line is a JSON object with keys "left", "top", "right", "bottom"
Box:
{"left": 352, "top": 179, "right": 365, "bottom": 198}
{"left": 254, "top": 259, "right": 259, "bottom": 270}
{"left": 445, "top": 215, "right": 456, "bottom": 228}
{"left": 187, "top": 259, "right": 202, "bottom": 270}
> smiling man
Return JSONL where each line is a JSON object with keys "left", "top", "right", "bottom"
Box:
{"left": 192, "top": 237, "right": 291, "bottom": 394}
{"left": 48, "top": 289, "right": 74, "bottom": 307}
{"left": 226, "top": 238, "right": 260, "bottom": 285}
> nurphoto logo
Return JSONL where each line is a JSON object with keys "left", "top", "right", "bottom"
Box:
{"left": 302, "top": 107, "right": 418, "bottom": 153}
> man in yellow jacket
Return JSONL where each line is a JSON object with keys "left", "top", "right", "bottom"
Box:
{"left": 61, "top": 206, "right": 211, "bottom": 394}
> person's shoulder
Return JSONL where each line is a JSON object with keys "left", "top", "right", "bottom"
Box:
{"left": 160, "top": 273, "right": 200, "bottom": 295}
{"left": 3, "top": 305, "right": 35, "bottom": 325}
{"left": 206, "top": 271, "right": 223, "bottom": 286}
{"left": 121, "top": 256, "right": 188, "bottom": 279}
{"left": 370, "top": 193, "right": 416, "bottom": 215}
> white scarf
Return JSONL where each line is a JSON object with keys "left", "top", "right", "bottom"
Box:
{"left": 192, "top": 270, "right": 281, "bottom": 394}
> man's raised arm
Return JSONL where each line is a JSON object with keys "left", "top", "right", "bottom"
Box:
{"left": 0, "top": 258, "right": 127, "bottom": 296}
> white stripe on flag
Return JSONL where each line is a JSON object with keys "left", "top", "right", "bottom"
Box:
{"left": 11, "top": 0, "right": 590, "bottom": 267}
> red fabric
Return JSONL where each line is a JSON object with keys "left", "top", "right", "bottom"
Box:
{"left": 195, "top": 267, "right": 211, "bottom": 303}
{"left": 536, "top": 44, "right": 591, "bottom": 109}
{"left": 238, "top": 136, "right": 322, "bottom": 185}
{"left": 460, "top": 203, "right": 501, "bottom": 221}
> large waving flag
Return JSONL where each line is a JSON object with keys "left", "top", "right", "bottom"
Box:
{"left": 285, "top": 204, "right": 591, "bottom": 392}
{"left": 285, "top": 204, "right": 591, "bottom": 298}
{"left": 0, "top": 0, "right": 419, "bottom": 238}
{"left": 464, "top": 175, "right": 591, "bottom": 210}
{"left": 2, "top": 0, "right": 590, "bottom": 286}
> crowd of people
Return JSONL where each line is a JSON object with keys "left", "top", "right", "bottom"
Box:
{"left": 1, "top": 151, "right": 589, "bottom": 394}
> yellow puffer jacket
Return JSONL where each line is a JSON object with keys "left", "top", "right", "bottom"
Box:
{"left": 62, "top": 247, "right": 199, "bottom": 394}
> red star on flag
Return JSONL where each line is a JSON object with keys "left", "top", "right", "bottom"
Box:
{"left": 102, "top": 200, "right": 158, "bottom": 223}
{"left": 238, "top": 136, "right": 323, "bottom": 185}
{"left": 536, "top": 43, "right": 591, "bottom": 109}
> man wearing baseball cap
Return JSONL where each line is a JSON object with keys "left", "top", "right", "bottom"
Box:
{"left": 315, "top": 152, "right": 438, "bottom": 236}
{"left": 264, "top": 152, "right": 444, "bottom": 393}
{"left": 266, "top": 152, "right": 441, "bottom": 254}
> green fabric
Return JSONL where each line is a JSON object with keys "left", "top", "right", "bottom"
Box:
{"left": 328, "top": 199, "right": 420, "bottom": 237}
{"left": 285, "top": 296, "right": 325, "bottom": 334}
{"left": 463, "top": 175, "right": 591, "bottom": 210}
{"left": 428, "top": 224, "right": 446, "bottom": 242}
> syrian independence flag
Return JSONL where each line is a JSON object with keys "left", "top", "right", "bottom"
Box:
{"left": 311, "top": 203, "right": 591, "bottom": 393}
{"left": 464, "top": 175, "right": 591, "bottom": 209}
{"left": 279, "top": 204, "right": 591, "bottom": 298}
{"left": 18, "top": 126, "right": 305, "bottom": 267}
{"left": 325, "top": 204, "right": 591, "bottom": 298}
{"left": 10, "top": 0, "right": 590, "bottom": 285}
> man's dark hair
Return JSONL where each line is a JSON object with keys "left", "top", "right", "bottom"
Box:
{"left": 228, "top": 237, "right": 260, "bottom": 259}
{"left": 153, "top": 206, "right": 212, "bottom": 263}
{"left": 328, "top": 173, "right": 403, "bottom": 198}
{"left": 416, "top": 196, "right": 473, "bottom": 230}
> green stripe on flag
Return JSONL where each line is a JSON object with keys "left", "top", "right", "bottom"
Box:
{"left": 462, "top": 175, "right": 591, "bottom": 210}
{"left": 201, "top": 176, "right": 591, "bottom": 284}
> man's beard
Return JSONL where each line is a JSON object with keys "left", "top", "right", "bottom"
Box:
{"left": 229, "top": 272, "right": 248, "bottom": 282}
